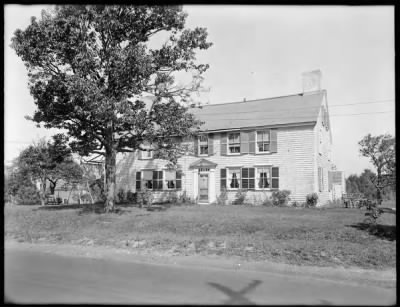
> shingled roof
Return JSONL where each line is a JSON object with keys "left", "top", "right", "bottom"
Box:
{"left": 190, "top": 90, "right": 325, "bottom": 131}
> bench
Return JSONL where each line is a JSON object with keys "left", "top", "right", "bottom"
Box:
{"left": 342, "top": 193, "right": 368, "bottom": 208}
{"left": 45, "top": 195, "right": 62, "bottom": 206}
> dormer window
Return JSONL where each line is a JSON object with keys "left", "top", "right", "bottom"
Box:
{"left": 228, "top": 133, "right": 240, "bottom": 154}
{"left": 199, "top": 134, "right": 208, "bottom": 156}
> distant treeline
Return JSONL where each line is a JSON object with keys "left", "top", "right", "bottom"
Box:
{"left": 346, "top": 169, "right": 395, "bottom": 200}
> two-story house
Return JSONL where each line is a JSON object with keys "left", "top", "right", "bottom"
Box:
{"left": 116, "top": 72, "right": 343, "bottom": 206}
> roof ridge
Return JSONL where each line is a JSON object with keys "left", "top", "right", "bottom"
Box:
{"left": 197, "top": 90, "right": 325, "bottom": 108}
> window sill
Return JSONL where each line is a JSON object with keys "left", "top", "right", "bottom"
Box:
{"left": 227, "top": 153, "right": 241, "bottom": 156}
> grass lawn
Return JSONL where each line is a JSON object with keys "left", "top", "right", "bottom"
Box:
{"left": 4, "top": 203, "right": 396, "bottom": 269}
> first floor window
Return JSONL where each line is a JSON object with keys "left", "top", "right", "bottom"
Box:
{"left": 143, "top": 170, "right": 153, "bottom": 189}
{"left": 228, "top": 168, "right": 240, "bottom": 189}
{"left": 199, "top": 134, "right": 208, "bottom": 155}
{"left": 241, "top": 168, "right": 255, "bottom": 189}
{"left": 152, "top": 171, "right": 163, "bottom": 190}
{"left": 165, "top": 170, "right": 182, "bottom": 190}
{"left": 228, "top": 133, "right": 240, "bottom": 154}
{"left": 257, "top": 167, "right": 271, "bottom": 188}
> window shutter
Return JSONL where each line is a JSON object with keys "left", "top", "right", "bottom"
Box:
{"left": 193, "top": 136, "right": 199, "bottom": 156}
{"left": 220, "top": 168, "right": 227, "bottom": 190}
{"left": 328, "top": 171, "right": 333, "bottom": 191}
{"left": 270, "top": 129, "right": 278, "bottom": 153}
{"left": 271, "top": 167, "right": 279, "bottom": 189}
{"left": 135, "top": 171, "right": 141, "bottom": 191}
{"left": 240, "top": 131, "right": 249, "bottom": 154}
{"left": 220, "top": 133, "right": 227, "bottom": 156}
{"left": 321, "top": 107, "right": 325, "bottom": 127}
{"left": 176, "top": 171, "right": 182, "bottom": 190}
{"left": 248, "top": 131, "right": 256, "bottom": 154}
{"left": 241, "top": 168, "right": 249, "bottom": 189}
{"left": 318, "top": 167, "right": 322, "bottom": 192}
{"left": 249, "top": 167, "right": 255, "bottom": 189}
{"left": 208, "top": 133, "right": 214, "bottom": 156}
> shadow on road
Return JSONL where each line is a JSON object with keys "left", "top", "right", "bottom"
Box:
{"left": 207, "top": 279, "right": 262, "bottom": 305}
{"left": 346, "top": 223, "right": 396, "bottom": 241}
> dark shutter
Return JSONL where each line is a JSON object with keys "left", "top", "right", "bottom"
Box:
{"left": 240, "top": 131, "right": 249, "bottom": 154}
{"left": 176, "top": 170, "right": 182, "bottom": 190}
{"left": 249, "top": 167, "right": 255, "bottom": 189}
{"left": 328, "top": 171, "right": 333, "bottom": 191}
{"left": 271, "top": 167, "right": 279, "bottom": 189}
{"left": 193, "top": 136, "right": 199, "bottom": 156}
{"left": 270, "top": 129, "right": 277, "bottom": 153}
{"left": 220, "top": 168, "right": 227, "bottom": 189}
{"left": 220, "top": 133, "right": 227, "bottom": 156}
{"left": 318, "top": 167, "right": 322, "bottom": 192}
{"left": 135, "top": 171, "right": 141, "bottom": 191}
{"left": 242, "top": 168, "right": 249, "bottom": 189}
{"left": 248, "top": 131, "right": 256, "bottom": 154}
{"left": 208, "top": 133, "right": 214, "bottom": 156}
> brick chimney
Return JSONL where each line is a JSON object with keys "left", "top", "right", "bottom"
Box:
{"left": 302, "top": 70, "right": 322, "bottom": 93}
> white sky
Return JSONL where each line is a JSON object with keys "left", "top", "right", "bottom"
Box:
{"left": 4, "top": 5, "right": 395, "bottom": 176}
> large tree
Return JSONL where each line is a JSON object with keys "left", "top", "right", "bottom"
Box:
{"left": 11, "top": 5, "right": 212, "bottom": 212}
{"left": 359, "top": 134, "right": 396, "bottom": 204}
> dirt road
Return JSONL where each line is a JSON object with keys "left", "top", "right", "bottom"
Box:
{"left": 5, "top": 241, "right": 396, "bottom": 305}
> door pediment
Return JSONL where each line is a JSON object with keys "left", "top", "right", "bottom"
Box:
{"left": 189, "top": 158, "right": 217, "bottom": 169}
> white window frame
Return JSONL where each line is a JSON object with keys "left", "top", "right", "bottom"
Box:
{"left": 255, "top": 166, "right": 272, "bottom": 190}
{"left": 227, "top": 132, "right": 241, "bottom": 155}
{"left": 198, "top": 134, "right": 208, "bottom": 156}
{"left": 227, "top": 168, "right": 241, "bottom": 190}
{"left": 256, "top": 130, "right": 270, "bottom": 153}
{"left": 165, "top": 169, "right": 177, "bottom": 190}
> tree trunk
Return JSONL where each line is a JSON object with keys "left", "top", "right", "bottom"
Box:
{"left": 49, "top": 181, "right": 56, "bottom": 195}
{"left": 104, "top": 147, "right": 117, "bottom": 213}
{"left": 38, "top": 179, "right": 47, "bottom": 206}
{"left": 376, "top": 168, "right": 383, "bottom": 206}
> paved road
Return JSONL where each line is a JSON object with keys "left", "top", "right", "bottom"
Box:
{"left": 5, "top": 247, "right": 396, "bottom": 305}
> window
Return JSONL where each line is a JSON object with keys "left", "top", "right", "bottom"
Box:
{"left": 228, "top": 168, "right": 240, "bottom": 189}
{"left": 165, "top": 170, "right": 176, "bottom": 189}
{"left": 257, "top": 167, "right": 271, "bottom": 189}
{"left": 152, "top": 171, "right": 163, "bottom": 190}
{"left": 199, "top": 135, "right": 208, "bottom": 155}
{"left": 165, "top": 170, "right": 182, "bottom": 190}
{"left": 142, "top": 170, "right": 153, "bottom": 189}
{"left": 220, "top": 169, "right": 227, "bottom": 190}
{"left": 257, "top": 130, "right": 270, "bottom": 152}
{"left": 228, "top": 133, "right": 240, "bottom": 154}
{"left": 241, "top": 168, "right": 255, "bottom": 189}
{"left": 143, "top": 150, "right": 153, "bottom": 159}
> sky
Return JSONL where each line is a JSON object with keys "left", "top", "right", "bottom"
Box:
{"left": 4, "top": 5, "right": 395, "bottom": 176}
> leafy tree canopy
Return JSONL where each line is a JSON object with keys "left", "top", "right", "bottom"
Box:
{"left": 11, "top": 5, "right": 212, "bottom": 211}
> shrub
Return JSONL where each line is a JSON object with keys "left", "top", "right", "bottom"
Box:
{"left": 291, "top": 201, "right": 305, "bottom": 208}
{"left": 117, "top": 188, "right": 126, "bottom": 203}
{"left": 167, "top": 192, "right": 178, "bottom": 204}
{"left": 232, "top": 189, "right": 247, "bottom": 205}
{"left": 325, "top": 199, "right": 342, "bottom": 208}
{"left": 262, "top": 196, "right": 274, "bottom": 207}
{"left": 216, "top": 187, "right": 228, "bottom": 205}
{"left": 13, "top": 184, "right": 41, "bottom": 205}
{"left": 271, "top": 190, "right": 291, "bottom": 206}
{"left": 126, "top": 190, "right": 136, "bottom": 203}
{"left": 137, "top": 188, "right": 154, "bottom": 208}
{"left": 306, "top": 193, "right": 319, "bottom": 208}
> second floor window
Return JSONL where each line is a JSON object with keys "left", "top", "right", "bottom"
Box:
{"left": 228, "top": 133, "right": 240, "bottom": 154}
{"left": 257, "top": 130, "right": 270, "bottom": 152}
{"left": 199, "top": 135, "right": 208, "bottom": 155}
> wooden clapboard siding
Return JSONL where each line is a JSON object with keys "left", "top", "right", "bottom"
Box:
{"left": 117, "top": 124, "right": 316, "bottom": 204}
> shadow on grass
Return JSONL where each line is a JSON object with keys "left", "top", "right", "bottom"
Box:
{"left": 207, "top": 279, "right": 262, "bottom": 305}
{"left": 346, "top": 223, "right": 396, "bottom": 241}
{"left": 35, "top": 203, "right": 84, "bottom": 211}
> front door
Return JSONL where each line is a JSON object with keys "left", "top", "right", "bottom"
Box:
{"left": 199, "top": 174, "right": 209, "bottom": 202}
